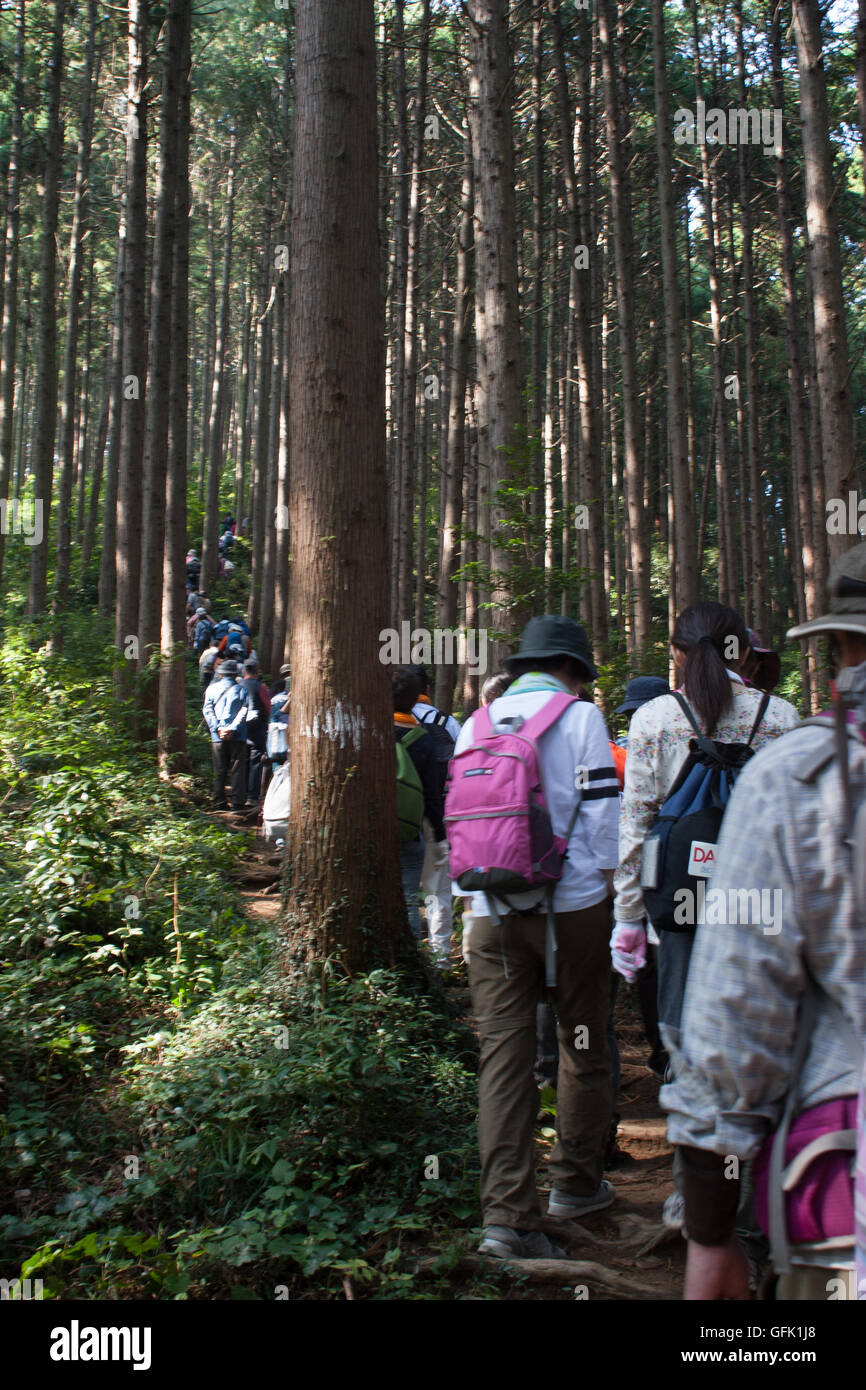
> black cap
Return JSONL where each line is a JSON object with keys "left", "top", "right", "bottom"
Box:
{"left": 504, "top": 615, "right": 597, "bottom": 679}
{"left": 614, "top": 676, "right": 671, "bottom": 715}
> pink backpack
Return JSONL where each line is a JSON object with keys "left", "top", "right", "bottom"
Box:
{"left": 444, "top": 692, "right": 582, "bottom": 983}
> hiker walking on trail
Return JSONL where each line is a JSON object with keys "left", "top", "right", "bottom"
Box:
{"left": 241, "top": 658, "right": 271, "bottom": 806}
{"left": 203, "top": 659, "right": 252, "bottom": 812}
{"left": 408, "top": 664, "right": 461, "bottom": 970}
{"left": 447, "top": 616, "right": 620, "bottom": 1259}
{"left": 392, "top": 667, "right": 447, "bottom": 946}
{"left": 663, "top": 545, "right": 866, "bottom": 1300}
{"left": 610, "top": 603, "right": 799, "bottom": 1252}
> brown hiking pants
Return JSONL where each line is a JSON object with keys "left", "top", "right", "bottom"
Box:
{"left": 468, "top": 898, "right": 613, "bottom": 1230}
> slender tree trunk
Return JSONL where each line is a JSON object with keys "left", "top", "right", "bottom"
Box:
{"left": 139, "top": 0, "right": 183, "bottom": 724}
{"left": 792, "top": 0, "right": 856, "bottom": 564}
{"left": 248, "top": 174, "right": 274, "bottom": 632}
{"left": 114, "top": 0, "right": 149, "bottom": 669}
{"left": 599, "top": 0, "right": 650, "bottom": 651}
{"left": 201, "top": 132, "right": 237, "bottom": 591}
{"left": 396, "top": 0, "right": 431, "bottom": 626}
{"left": 98, "top": 218, "right": 125, "bottom": 617}
{"left": 467, "top": 0, "right": 522, "bottom": 655}
{"left": 158, "top": 0, "right": 192, "bottom": 772}
{"left": 435, "top": 141, "right": 473, "bottom": 715}
{"left": 0, "top": 0, "right": 27, "bottom": 592}
{"left": 26, "top": 0, "right": 67, "bottom": 618}
{"left": 52, "top": 0, "right": 97, "bottom": 637}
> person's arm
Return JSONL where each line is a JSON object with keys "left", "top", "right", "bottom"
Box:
{"left": 613, "top": 703, "right": 662, "bottom": 925}
{"left": 662, "top": 752, "right": 805, "bottom": 1296}
{"left": 203, "top": 687, "right": 219, "bottom": 738}
{"left": 414, "top": 733, "right": 446, "bottom": 840}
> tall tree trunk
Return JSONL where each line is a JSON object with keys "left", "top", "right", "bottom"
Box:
{"left": 158, "top": 0, "right": 192, "bottom": 772}
{"left": 792, "top": 0, "right": 856, "bottom": 564}
{"left": 283, "top": 0, "right": 407, "bottom": 971}
{"left": 26, "top": 0, "right": 67, "bottom": 618}
{"left": 0, "top": 0, "right": 27, "bottom": 593}
{"left": 98, "top": 218, "right": 125, "bottom": 617}
{"left": 599, "top": 0, "right": 650, "bottom": 651}
{"left": 467, "top": 0, "right": 522, "bottom": 654}
{"left": 389, "top": 0, "right": 409, "bottom": 626}
{"left": 52, "top": 0, "right": 97, "bottom": 637}
{"left": 734, "top": 0, "right": 768, "bottom": 638}
{"left": 770, "top": 4, "right": 817, "bottom": 707}
{"left": 651, "top": 0, "right": 698, "bottom": 612}
{"left": 201, "top": 132, "right": 237, "bottom": 591}
{"left": 435, "top": 139, "right": 473, "bottom": 715}
{"left": 395, "top": 0, "right": 431, "bottom": 627}
{"left": 247, "top": 174, "right": 274, "bottom": 632}
{"left": 114, "top": 0, "right": 149, "bottom": 669}
{"left": 139, "top": 0, "right": 183, "bottom": 723}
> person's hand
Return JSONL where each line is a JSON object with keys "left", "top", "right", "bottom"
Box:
{"left": 683, "top": 1237, "right": 751, "bottom": 1301}
{"left": 432, "top": 840, "right": 450, "bottom": 869}
{"left": 610, "top": 921, "right": 647, "bottom": 982}
{"left": 218, "top": 727, "right": 233, "bottom": 742}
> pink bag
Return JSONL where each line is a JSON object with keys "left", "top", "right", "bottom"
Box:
{"left": 753, "top": 1097, "right": 857, "bottom": 1249}
{"left": 444, "top": 692, "right": 578, "bottom": 898}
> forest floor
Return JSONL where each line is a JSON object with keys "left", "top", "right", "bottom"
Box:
{"left": 227, "top": 814, "right": 687, "bottom": 1301}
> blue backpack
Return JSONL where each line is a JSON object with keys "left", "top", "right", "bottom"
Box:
{"left": 639, "top": 690, "right": 769, "bottom": 932}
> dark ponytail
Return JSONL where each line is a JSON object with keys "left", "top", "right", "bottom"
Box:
{"left": 671, "top": 602, "right": 749, "bottom": 736}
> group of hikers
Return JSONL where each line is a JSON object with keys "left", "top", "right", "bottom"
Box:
{"left": 185, "top": 524, "right": 866, "bottom": 1300}
{"left": 391, "top": 543, "right": 866, "bottom": 1301}
{"left": 186, "top": 518, "right": 289, "bottom": 815}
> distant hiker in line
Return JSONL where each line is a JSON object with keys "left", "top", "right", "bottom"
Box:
{"left": 664, "top": 545, "right": 866, "bottom": 1299}
{"left": 407, "top": 664, "right": 461, "bottom": 970}
{"left": 241, "top": 658, "right": 271, "bottom": 806}
{"left": 198, "top": 638, "right": 220, "bottom": 695}
{"left": 392, "top": 667, "right": 447, "bottom": 945}
{"left": 611, "top": 675, "right": 671, "bottom": 1080}
{"left": 203, "top": 659, "right": 252, "bottom": 812}
{"left": 610, "top": 602, "right": 799, "bottom": 1251}
{"left": 448, "top": 616, "right": 620, "bottom": 1259}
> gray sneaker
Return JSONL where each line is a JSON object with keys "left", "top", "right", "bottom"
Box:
{"left": 478, "top": 1226, "right": 565, "bottom": 1259}
{"left": 547, "top": 1179, "right": 615, "bottom": 1219}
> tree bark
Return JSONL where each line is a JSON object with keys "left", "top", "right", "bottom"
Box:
{"left": 0, "top": 0, "right": 27, "bottom": 593}
{"left": 26, "top": 0, "right": 67, "bottom": 618}
{"left": 467, "top": 0, "right": 523, "bottom": 655}
{"left": 158, "top": 0, "right": 192, "bottom": 773}
{"left": 114, "top": 0, "right": 149, "bottom": 669}
{"left": 283, "top": 0, "right": 407, "bottom": 972}
{"left": 792, "top": 0, "right": 856, "bottom": 565}
{"left": 52, "top": 0, "right": 98, "bottom": 637}
{"left": 200, "top": 132, "right": 237, "bottom": 591}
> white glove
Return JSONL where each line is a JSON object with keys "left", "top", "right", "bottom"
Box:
{"left": 610, "top": 921, "right": 647, "bottom": 983}
{"left": 431, "top": 840, "right": 450, "bottom": 870}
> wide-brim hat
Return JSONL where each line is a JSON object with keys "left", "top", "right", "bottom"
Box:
{"left": 787, "top": 542, "right": 866, "bottom": 641}
{"left": 218, "top": 660, "right": 240, "bottom": 677}
{"left": 614, "top": 675, "right": 671, "bottom": 715}
{"left": 279, "top": 663, "right": 291, "bottom": 677}
{"left": 504, "top": 615, "right": 598, "bottom": 679}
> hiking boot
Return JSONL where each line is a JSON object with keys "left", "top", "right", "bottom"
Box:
{"left": 547, "top": 1180, "right": 615, "bottom": 1219}
{"left": 477, "top": 1226, "right": 565, "bottom": 1260}
{"left": 662, "top": 1189, "right": 688, "bottom": 1237}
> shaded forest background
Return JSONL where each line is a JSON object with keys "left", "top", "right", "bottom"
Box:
{"left": 1, "top": 0, "right": 865, "bottom": 740}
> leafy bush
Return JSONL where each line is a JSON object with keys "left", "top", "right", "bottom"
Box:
{"left": 0, "top": 633, "right": 481, "bottom": 1299}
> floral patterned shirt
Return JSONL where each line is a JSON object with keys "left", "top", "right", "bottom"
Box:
{"left": 613, "top": 680, "right": 801, "bottom": 925}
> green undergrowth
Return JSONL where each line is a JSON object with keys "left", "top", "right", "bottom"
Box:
{"left": 0, "top": 633, "right": 485, "bottom": 1299}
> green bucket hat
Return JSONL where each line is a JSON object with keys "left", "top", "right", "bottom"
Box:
{"left": 504, "top": 615, "right": 598, "bottom": 679}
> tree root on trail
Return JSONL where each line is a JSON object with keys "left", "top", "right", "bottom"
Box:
{"left": 417, "top": 1253, "right": 653, "bottom": 1299}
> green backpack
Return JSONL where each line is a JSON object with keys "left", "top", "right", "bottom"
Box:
{"left": 396, "top": 726, "right": 426, "bottom": 842}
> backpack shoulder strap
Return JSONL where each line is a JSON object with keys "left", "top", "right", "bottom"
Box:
{"left": 669, "top": 690, "right": 702, "bottom": 736}
{"left": 469, "top": 705, "right": 493, "bottom": 740}
{"left": 400, "top": 724, "right": 426, "bottom": 751}
{"left": 519, "top": 690, "right": 576, "bottom": 741}
{"left": 746, "top": 691, "right": 771, "bottom": 747}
